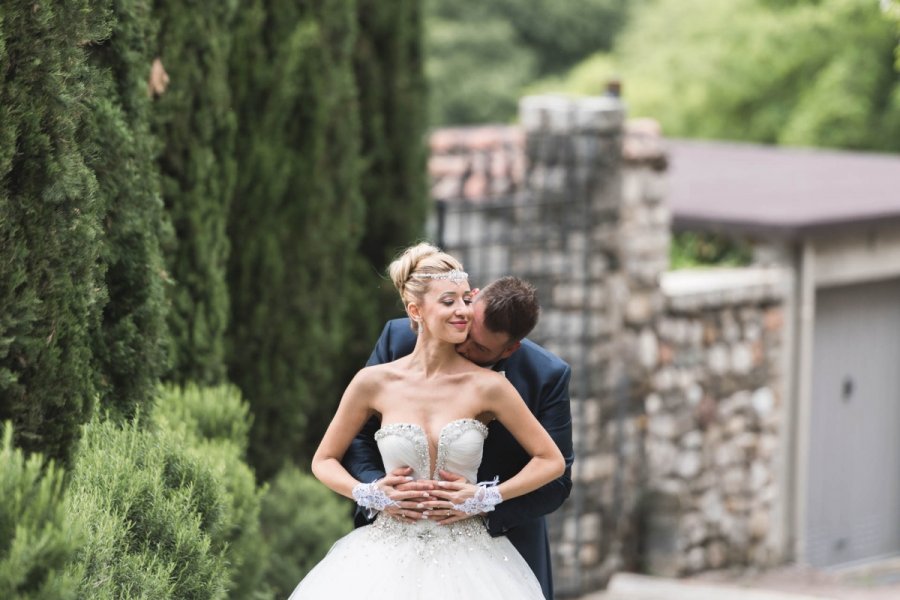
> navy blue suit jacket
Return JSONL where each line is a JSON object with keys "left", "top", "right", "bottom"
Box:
{"left": 341, "top": 318, "right": 575, "bottom": 600}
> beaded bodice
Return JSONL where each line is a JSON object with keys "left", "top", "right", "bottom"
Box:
{"left": 374, "top": 418, "right": 489, "bottom": 482}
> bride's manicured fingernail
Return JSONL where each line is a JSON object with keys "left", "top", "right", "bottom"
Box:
{"left": 405, "top": 476, "right": 413, "bottom": 481}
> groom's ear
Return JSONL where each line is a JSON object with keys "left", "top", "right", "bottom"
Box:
{"left": 499, "top": 341, "right": 521, "bottom": 360}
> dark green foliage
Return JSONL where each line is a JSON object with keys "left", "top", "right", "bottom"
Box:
{"left": 0, "top": 423, "right": 84, "bottom": 599}
{"left": 84, "top": 0, "right": 170, "bottom": 419}
{"left": 227, "top": 0, "right": 365, "bottom": 480}
{"left": 154, "top": 0, "right": 238, "bottom": 386}
{"left": 0, "top": 1, "right": 112, "bottom": 464}
{"left": 336, "top": 0, "right": 429, "bottom": 432}
{"left": 260, "top": 465, "right": 353, "bottom": 597}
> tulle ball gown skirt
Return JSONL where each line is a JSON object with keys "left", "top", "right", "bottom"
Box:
{"left": 288, "top": 514, "right": 545, "bottom": 599}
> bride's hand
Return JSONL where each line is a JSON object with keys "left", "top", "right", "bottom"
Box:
{"left": 380, "top": 467, "right": 436, "bottom": 524}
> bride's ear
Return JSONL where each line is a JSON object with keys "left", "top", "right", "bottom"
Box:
{"left": 406, "top": 302, "right": 422, "bottom": 323}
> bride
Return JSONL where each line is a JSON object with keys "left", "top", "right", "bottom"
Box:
{"left": 288, "top": 243, "right": 565, "bottom": 599}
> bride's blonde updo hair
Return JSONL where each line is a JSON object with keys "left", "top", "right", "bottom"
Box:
{"left": 388, "top": 243, "right": 466, "bottom": 329}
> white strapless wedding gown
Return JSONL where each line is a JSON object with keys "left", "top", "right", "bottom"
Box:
{"left": 288, "top": 418, "right": 544, "bottom": 599}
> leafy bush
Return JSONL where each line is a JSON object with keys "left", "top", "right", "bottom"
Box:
{"left": 260, "top": 466, "right": 354, "bottom": 598}
{"left": 670, "top": 232, "right": 753, "bottom": 270}
{"left": 67, "top": 417, "right": 229, "bottom": 599}
{"left": 0, "top": 423, "right": 84, "bottom": 600}
{"left": 63, "top": 385, "right": 267, "bottom": 599}
{"left": 152, "top": 384, "right": 269, "bottom": 599}
{"left": 152, "top": 384, "right": 251, "bottom": 451}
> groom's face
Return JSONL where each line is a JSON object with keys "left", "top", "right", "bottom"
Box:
{"left": 455, "top": 300, "right": 520, "bottom": 367}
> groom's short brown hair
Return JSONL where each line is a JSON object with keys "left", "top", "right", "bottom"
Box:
{"left": 478, "top": 276, "right": 540, "bottom": 343}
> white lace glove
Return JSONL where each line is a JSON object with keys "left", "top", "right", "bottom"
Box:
{"left": 352, "top": 479, "right": 398, "bottom": 518}
{"left": 451, "top": 478, "right": 502, "bottom": 515}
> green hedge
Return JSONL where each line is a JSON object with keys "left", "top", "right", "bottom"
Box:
{"left": 0, "top": 0, "right": 111, "bottom": 465}
{"left": 227, "top": 0, "right": 366, "bottom": 480}
{"left": 154, "top": 0, "right": 238, "bottom": 386}
{"left": 260, "top": 465, "right": 353, "bottom": 598}
{"left": 86, "top": 0, "right": 170, "bottom": 420}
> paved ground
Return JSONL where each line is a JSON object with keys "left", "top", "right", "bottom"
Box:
{"left": 579, "top": 557, "right": 900, "bottom": 600}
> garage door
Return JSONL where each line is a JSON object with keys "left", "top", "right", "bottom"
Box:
{"left": 806, "top": 277, "right": 900, "bottom": 567}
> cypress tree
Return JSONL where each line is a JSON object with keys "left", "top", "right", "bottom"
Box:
{"left": 83, "top": 0, "right": 169, "bottom": 419}
{"left": 0, "top": 1, "right": 112, "bottom": 463}
{"left": 228, "top": 0, "right": 364, "bottom": 479}
{"left": 154, "top": 0, "right": 238, "bottom": 386}
{"left": 354, "top": 0, "right": 428, "bottom": 280}
{"left": 302, "top": 0, "right": 430, "bottom": 441}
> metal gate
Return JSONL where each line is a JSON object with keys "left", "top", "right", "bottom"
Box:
{"left": 806, "top": 277, "right": 900, "bottom": 567}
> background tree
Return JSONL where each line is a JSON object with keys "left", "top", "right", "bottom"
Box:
{"left": 0, "top": 1, "right": 111, "bottom": 463}
{"left": 85, "top": 0, "right": 170, "bottom": 419}
{"left": 154, "top": 0, "right": 239, "bottom": 386}
{"left": 424, "top": 0, "right": 633, "bottom": 125}
{"left": 342, "top": 0, "right": 429, "bottom": 393}
{"left": 541, "top": 0, "right": 900, "bottom": 152}
{"left": 227, "top": 0, "right": 365, "bottom": 480}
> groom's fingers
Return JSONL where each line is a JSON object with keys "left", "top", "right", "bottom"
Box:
{"left": 382, "top": 505, "right": 422, "bottom": 523}
{"left": 433, "top": 510, "right": 469, "bottom": 525}
{"left": 394, "top": 480, "right": 434, "bottom": 492}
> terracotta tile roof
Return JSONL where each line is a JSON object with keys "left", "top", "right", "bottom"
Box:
{"left": 427, "top": 120, "right": 667, "bottom": 203}
{"left": 667, "top": 139, "right": 900, "bottom": 236}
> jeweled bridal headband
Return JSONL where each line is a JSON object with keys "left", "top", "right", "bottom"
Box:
{"left": 413, "top": 269, "right": 469, "bottom": 284}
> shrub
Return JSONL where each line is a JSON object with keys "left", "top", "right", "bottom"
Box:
{"left": 152, "top": 384, "right": 251, "bottom": 451}
{"left": 0, "top": 423, "right": 84, "bottom": 600}
{"left": 67, "top": 417, "right": 229, "bottom": 599}
{"left": 152, "top": 384, "right": 269, "bottom": 598}
{"left": 260, "top": 465, "right": 354, "bottom": 597}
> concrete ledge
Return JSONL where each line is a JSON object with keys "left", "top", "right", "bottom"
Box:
{"left": 594, "top": 573, "right": 830, "bottom": 600}
{"left": 662, "top": 267, "right": 788, "bottom": 311}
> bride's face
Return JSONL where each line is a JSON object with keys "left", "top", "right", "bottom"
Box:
{"left": 413, "top": 279, "right": 473, "bottom": 344}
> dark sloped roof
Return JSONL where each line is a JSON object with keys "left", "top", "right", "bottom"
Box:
{"left": 667, "top": 139, "right": 900, "bottom": 237}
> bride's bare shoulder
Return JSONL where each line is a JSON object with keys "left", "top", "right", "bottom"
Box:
{"left": 351, "top": 360, "right": 408, "bottom": 388}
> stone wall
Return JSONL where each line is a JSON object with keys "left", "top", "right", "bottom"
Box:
{"left": 641, "top": 269, "right": 786, "bottom": 576}
{"left": 426, "top": 97, "right": 787, "bottom": 596}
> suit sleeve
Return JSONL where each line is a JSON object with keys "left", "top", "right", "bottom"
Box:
{"left": 365, "top": 321, "right": 395, "bottom": 367}
{"left": 485, "top": 364, "right": 574, "bottom": 536}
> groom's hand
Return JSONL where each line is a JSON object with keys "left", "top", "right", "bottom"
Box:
{"left": 381, "top": 467, "right": 436, "bottom": 524}
{"left": 425, "top": 469, "right": 480, "bottom": 526}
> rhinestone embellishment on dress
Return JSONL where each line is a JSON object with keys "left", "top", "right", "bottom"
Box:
{"left": 375, "top": 419, "right": 488, "bottom": 479}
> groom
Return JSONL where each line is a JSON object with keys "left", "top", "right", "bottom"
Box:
{"left": 342, "top": 276, "right": 574, "bottom": 600}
